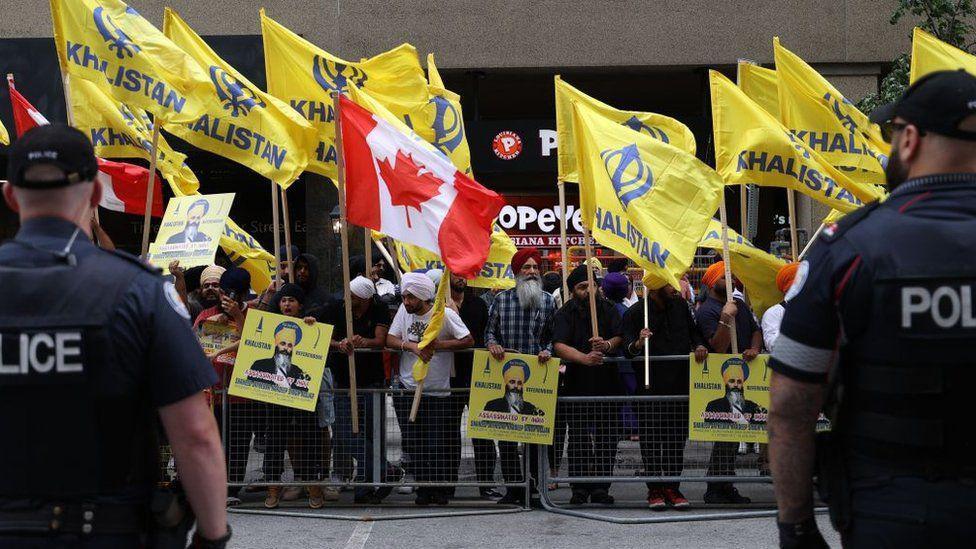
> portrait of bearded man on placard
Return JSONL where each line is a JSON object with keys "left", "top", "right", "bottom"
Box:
{"left": 246, "top": 321, "right": 310, "bottom": 391}
{"left": 704, "top": 358, "right": 765, "bottom": 424}
{"left": 484, "top": 359, "right": 542, "bottom": 416}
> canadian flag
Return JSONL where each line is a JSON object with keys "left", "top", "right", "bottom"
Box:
{"left": 339, "top": 96, "right": 505, "bottom": 278}
{"left": 8, "top": 83, "right": 163, "bottom": 217}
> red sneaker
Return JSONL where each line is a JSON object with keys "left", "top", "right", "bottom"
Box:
{"left": 647, "top": 488, "right": 666, "bottom": 510}
{"left": 663, "top": 488, "right": 690, "bottom": 509}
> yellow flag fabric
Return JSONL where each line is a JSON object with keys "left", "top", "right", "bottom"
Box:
{"left": 412, "top": 268, "right": 452, "bottom": 382}
{"left": 573, "top": 100, "right": 723, "bottom": 290}
{"left": 556, "top": 75, "right": 696, "bottom": 183}
{"left": 910, "top": 27, "right": 976, "bottom": 82}
{"left": 69, "top": 76, "right": 199, "bottom": 195}
{"left": 260, "top": 10, "right": 428, "bottom": 180}
{"left": 738, "top": 63, "right": 779, "bottom": 117}
{"left": 395, "top": 224, "right": 516, "bottom": 290}
{"left": 222, "top": 217, "right": 276, "bottom": 293}
{"left": 426, "top": 54, "right": 473, "bottom": 176}
{"left": 774, "top": 39, "right": 888, "bottom": 185}
{"left": 0, "top": 118, "right": 8, "bottom": 145}
{"left": 162, "top": 9, "right": 317, "bottom": 189}
{"left": 699, "top": 219, "right": 786, "bottom": 318}
{"left": 710, "top": 70, "right": 884, "bottom": 214}
{"left": 50, "top": 0, "right": 209, "bottom": 123}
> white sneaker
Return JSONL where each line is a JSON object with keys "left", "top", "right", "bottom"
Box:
{"left": 323, "top": 486, "right": 340, "bottom": 501}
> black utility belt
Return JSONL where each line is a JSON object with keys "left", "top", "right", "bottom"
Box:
{"left": 0, "top": 502, "right": 147, "bottom": 535}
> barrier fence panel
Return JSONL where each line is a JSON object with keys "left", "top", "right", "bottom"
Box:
{"left": 537, "top": 355, "right": 783, "bottom": 524}
{"left": 208, "top": 350, "right": 816, "bottom": 523}
{"left": 214, "top": 351, "right": 533, "bottom": 520}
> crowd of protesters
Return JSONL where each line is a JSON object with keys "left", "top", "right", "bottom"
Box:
{"left": 158, "top": 237, "right": 799, "bottom": 511}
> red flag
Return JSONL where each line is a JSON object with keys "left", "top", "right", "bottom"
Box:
{"left": 8, "top": 80, "right": 163, "bottom": 217}
{"left": 339, "top": 96, "right": 504, "bottom": 278}
{"left": 96, "top": 158, "right": 163, "bottom": 217}
{"left": 8, "top": 85, "right": 50, "bottom": 136}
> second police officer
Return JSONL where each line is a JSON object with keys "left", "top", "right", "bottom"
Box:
{"left": 768, "top": 71, "right": 976, "bottom": 548}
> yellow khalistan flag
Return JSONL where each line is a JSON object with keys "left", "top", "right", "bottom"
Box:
{"left": 351, "top": 76, "right": 518, "bottom": 290}
{"left": 50, "top": 0, "right": 209, "bottom": 123}
{"left": 68, "top": 76, "right": 200, "bottom": 195}
{"left": 699, "top": 219, "right": 786, "bottom": 318}
{"left": 427, "top": 54, "right": 472, "bottom": 176}
{"left": 911, "top": 27, "right": 976, "bottom": 82}
{"left": 0, "top": 118, "right": 8, "bottom": 145}
{"left": 710, "top": 70, "right": 883, "bottom": 214}
{"left": 573, "top": 100, "right": 722, "bottom": 290}
{"left": 556, "top": 75, "right": 696, "bottom": 183}
{"left": 162, "top": 9, "right": 316, "bottom": 189}
{"left": 738, "top": 62, "right": 779, "bottom": 117}
{"left": 222, "top": 217, "right": 276, "bottom": 293}
{"left": 260, "top": 10, "right": 428, "bottom": 181}
{"left": 774, "top": 38, "right": 888, "bottom": 185}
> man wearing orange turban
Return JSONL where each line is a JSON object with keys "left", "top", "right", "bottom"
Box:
{"left": 696, "top": 259, "right": 763, "bottom": 505}
{"left": 762, "top": 263, "right": 802, "bottom": 352}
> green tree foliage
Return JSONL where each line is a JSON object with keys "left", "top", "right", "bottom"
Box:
{"left": 857, "top": 0, "right": 976, "bottom": 113}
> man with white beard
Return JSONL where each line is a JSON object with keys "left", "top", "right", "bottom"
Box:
{"left": 485, "top": 248, "right": 556, "bottom": 506}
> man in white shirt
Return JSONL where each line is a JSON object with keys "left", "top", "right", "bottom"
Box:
{"left": 760, "top": 262, "right": 800, "bottom": 352}
{"left": 370, "top": 257, "right": 397, "bottom": 297}
{"left": 386, "top": 272, "right": 473, "bottom": 506}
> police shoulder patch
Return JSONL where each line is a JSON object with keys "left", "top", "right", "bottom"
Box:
{"left": 164, "top": 281, "right": 190, "bottom": 320}
{"left": 818, "top": 201, "right": 882, "bottom": 243}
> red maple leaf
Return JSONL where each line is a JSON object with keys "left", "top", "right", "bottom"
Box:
{"left": 377, "top": 149, "right": 443, "bottom": 228}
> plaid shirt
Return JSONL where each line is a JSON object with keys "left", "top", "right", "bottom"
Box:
{"left": 485, "top": 288, "right": 556, "bottom": 355}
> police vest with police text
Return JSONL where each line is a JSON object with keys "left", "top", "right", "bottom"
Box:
{"left": 0, "top": 250, "right": 157, "bottom": 498}
{"left": 837, "top": 194, "right": 976, "bottom": 478}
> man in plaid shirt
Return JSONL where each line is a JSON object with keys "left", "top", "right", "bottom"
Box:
{"left": 485, "top": 247, "right": 556, "bottom": 505}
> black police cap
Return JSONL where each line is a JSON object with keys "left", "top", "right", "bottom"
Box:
{"left": 870, "top": 70, "right": 976, "bottom": 141}
{"left": 7, "top": 124, "right": 99, "bottom": 189}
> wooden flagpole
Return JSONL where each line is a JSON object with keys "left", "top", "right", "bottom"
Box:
{"left": 581, "top": 225, "right": 600, "bottom": 338}
{"left": 280, "top": 185, "right": 295, "bottom": 282}
{"left": 139, "top": 123, "right": 161, "bottom": 258}
{"left": 718, "top": 194, "right": 739, "bottom": 354}
{"left": 798, "top": 222, "right": 824, "bottom": 260}
{"left": 271, "top": 182, "right": 282, "bottom": 289}
{"left": 364, "top": 227, "right": 373, "bottom": 278}
{"left": 374, "top": 239, "right": 402, "bottom": 282}
{"left": 57, "top": 71, "right": 103, "bottom": 230}
{"left": 643, "top": 271, "right": 651, "bottom": 389}
{"left": 334, "top": 92, "right": 359, "bottom": 433}
{"left": 786, "top": 189, "right": 799, "bottom": 259}
{"left": 557, "top": 180, "right": 571, "bottom": 301}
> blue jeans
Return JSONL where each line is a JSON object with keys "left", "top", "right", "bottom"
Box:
{"left": 334, "top": 390, "right": 386, "bottom": 497}
{"left": 841, "top": 476, "right": 976, "bottom": 547}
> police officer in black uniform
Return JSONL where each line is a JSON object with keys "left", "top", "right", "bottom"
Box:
{"left": 0, "top": 125, "right": 231, "bottom": 548}
{"left": 768, "top": 71, "right": 976, "bottom": 548}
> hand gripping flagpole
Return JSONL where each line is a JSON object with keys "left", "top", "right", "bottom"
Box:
{"left": 333, "top": 92, "right": 359, "bottom": 433}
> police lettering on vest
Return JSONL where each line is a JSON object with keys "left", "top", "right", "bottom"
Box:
{"left": 0, "top": 331, "right": 84, "bottom": 374}
{"left": 900, "top": 283, "right": 976, "bottom": 332}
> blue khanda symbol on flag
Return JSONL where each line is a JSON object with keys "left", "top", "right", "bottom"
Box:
{"left": 429, "top": 96, "right": 464, "bottom": 155}
{"left": 93, "top": 7, "right": 141, "bottom": 60}
{"left": 209, "top": 66, "right": 266, "bottom": 117}
{"left": 312, "top": 56, "right": 368, "bottom": 94}
{"left": 119, "top": 105, "right": 137, "bottom": 127}
{"left": 600, "top": 144, "right": 653, "bottom": 210}
{"left": 621, "top": 116, "right": 670, "bottom": 144}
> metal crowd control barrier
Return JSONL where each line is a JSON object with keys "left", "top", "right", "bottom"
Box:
{"left": 216, "top": 348, "right": 531, "bottom": 521}
{"left": 211, "top": 350, "right": 815, "bottom": 523}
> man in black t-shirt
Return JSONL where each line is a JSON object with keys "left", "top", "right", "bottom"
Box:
{"left": 553, "top": 265, "right": 624, "bottom": 505}
{"left": 323, "top": 276, "right": 390, "bottom": 504}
